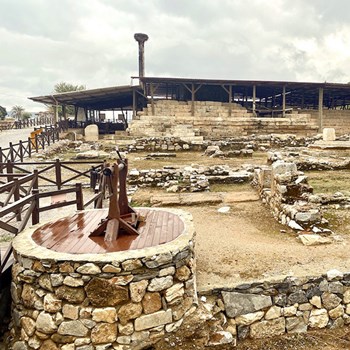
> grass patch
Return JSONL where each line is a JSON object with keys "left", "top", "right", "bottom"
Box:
{"left": 305, "top": 170, "right": 350, "bottom": 195}
{"left": 323, "top": 208, "right": 350, "bottom": 233}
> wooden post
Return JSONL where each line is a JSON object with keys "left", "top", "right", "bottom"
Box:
{"left": 76, "top": 183, "right": 84, "bottom": 210}
{"left": 132, "top": 88, "right": 136, "bottom": 120}
{"left": 282, "top": 85, "right": 286, "bottom": 117}
{"left": 33, "top": 169, "right": 39, "bottom": 190}
{"left": 55, "top": 159, "right": 62, "bottom": 190}
{"left": 14, "top": 179, "right": 21, "bottom": 221}
{"left": 74, "top": 106, "right": 78, "bottom": 125}
{"left": 0, "top": 148, "right": 3, "bottom": 174}
{"left": 6, "top": 161, "right": 13, "bottom": 183}
{"left": 229, "top": 85, "right": 232, "bottom": 117}
{"left": 150, "top": 83, "right": 155, "bottom": 116}
{"left": 62, "top": 105, "right": 67, "bottom": 122}
{"left": 252, "top": 85, "right": 256, "bottom": 116}
{"left": 191, "top": 83, "right": 195, "bottom": 116}
{"left": 318, "top": 87, "right": 324, "bottom": 132}
{"left": 35, "top": 134, "right": 39, "bottom": 152}
{"left": 9, "top": 142, "right": 14, "bottom": 162}
{"left": 28, "top": 137, "right": 32, "bottom": 158}
{"left": 19, "top": 140, "right": 24, "bottom": 162}
{"left": 32, "top": 189, "right": 39, "bottom": 225}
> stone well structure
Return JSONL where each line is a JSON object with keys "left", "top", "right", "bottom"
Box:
{"left": 10, "top": 208, "right": 196, "bottom": 350}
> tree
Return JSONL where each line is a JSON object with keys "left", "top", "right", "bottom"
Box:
{"left": 50, "top": 82, "right": 86, "bottom": 119}
{"left": 22, "top": 112, "right": 32, "bottom": 120}
{"left": 11, "top": 105, "right": 25, "bottom": 120}
{"left": 0, "top": 105, "right": 7, "bottom": 120}
{"left": 54, "top": 82, "right": 85, "bottom": 94}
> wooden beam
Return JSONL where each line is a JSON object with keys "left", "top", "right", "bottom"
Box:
{"left": 132, "top": 88, "right": 136, "bottom": 119}
{"left": 252, "top": 85, "right": 256, "bottom": 116}
{"left": 282, "top": 85, "right": 286, "bottom": 117}
{"left": 229, "top": 85, "right": 232, "bottom": 117}
{"left": 191, "top": 83, "right": 195, "bottom": 116}
{"left": 318, "top": 87, "right": 324, "bottom": 131}
{"left": 150, "top": 83, "right": 155, "bottom": 116}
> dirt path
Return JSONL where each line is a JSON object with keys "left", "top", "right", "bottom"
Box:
{"left": 182, "top": 200, "right": 350, "bottom": 291}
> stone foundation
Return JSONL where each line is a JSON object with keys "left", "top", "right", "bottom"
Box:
{"left": 197, "top": 269, "right": 350, "bottom": 344}
{"left": 253, "top": 161, "right": 323, "bottom": 231}
{"left": 10, "top": 208, "right": 196, "bottom": 350}
{"left": 128, "top": 100, "right": 319, "bottom": 138}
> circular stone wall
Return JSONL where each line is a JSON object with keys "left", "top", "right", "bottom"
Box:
{"left": 10, "top": 208, "right": 196, "bottom": 350}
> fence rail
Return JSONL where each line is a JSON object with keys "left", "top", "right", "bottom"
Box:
{"left": 0, "top": 160, "right": 104, "bottom": 189}
{"left": 0, "top": 177, "right": 105, "bottom": 276}
{"left": 0, "top": 125, "right": 65, "bottom": 164}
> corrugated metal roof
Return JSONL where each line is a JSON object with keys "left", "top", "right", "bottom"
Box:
{"left": 29, "top": 85, "right": 142, "bottom": 110}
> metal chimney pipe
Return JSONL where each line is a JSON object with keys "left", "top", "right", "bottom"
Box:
{"left": 134, "top": 33, "right": 149, "bottom": 78}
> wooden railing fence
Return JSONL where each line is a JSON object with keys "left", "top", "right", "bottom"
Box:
{"left": 0, "top": 125, "right": 64, "bottom": 164}
{"left": 0, "top": 160, "right": 104, "bottom": 188}
{"left": 0, "top": 168, "right": 106, "bottom": 276}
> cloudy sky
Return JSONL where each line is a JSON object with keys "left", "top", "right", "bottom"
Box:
{"left": 1, "top": 0, "right": 350, "bottom": 112}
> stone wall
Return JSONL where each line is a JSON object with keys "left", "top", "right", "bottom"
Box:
{"left": 129, "top": 165, "right": 251, "bottom": 193}
{"left": 122, "top": 134, "right": 318, "bottom": 154}
{"left": 197, "top": 269, "right": 350, "bottom": 344}
{"left": 306, "top": 109, "right": 350, "bottom": 134}
{"left": 253, "top": 161, "right": 323, "bottom": 231}
{"left": 10, "top": 208, "right": 197, "bottom": 350}
{"left": 128, "top": 100, "right": 318, "bottom": 138}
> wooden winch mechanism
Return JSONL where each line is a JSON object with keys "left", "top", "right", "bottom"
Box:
{"left": 90, "top": 155, "right": 141, "bottom": 242}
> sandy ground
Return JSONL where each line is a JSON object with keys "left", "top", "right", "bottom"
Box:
{"left": 181, "top": 198, "right": 350, "bottom": 292}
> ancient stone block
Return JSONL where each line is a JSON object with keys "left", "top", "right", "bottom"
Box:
{"left": 92, "top": 307, "right": 117, "bottom": 323}
{"left": 250, "top": 317, "right": 285, "bottom": 338}
{"left": 329, "top": 304, "right": 344, "bottom": 319}
{"left": 323, "top": 128, "right": 336, "bottom": 141}
{"left": 43, "top": 293, "right": 62, "bottom": 313}
{"left": 36, "top": 312, "right": 58, "bottom": 334}
{"left": 222, "top": 292, "right": 272, "bottom": 318}
{"left": 76, "top": 263, "right": 101, "bottom": 275}
{"left": 142, "top": 292, "right": 162, "bottom": 314}
{"left": 235, "top": 311, "right": 264, "bottom": 326}
{"left": 58, "top": 320, "right": 88, "bottom": 337}
{"left": 118, "top": 302, "right": 142, "bottom": 325}
{"left": 55, "top": 286, "right": 85, "bottom": 304}
{"left": 130, "top": 280, "right": 148, "bottom": 303}
{"left": 265, "top": 306, "right": 282, "bottom": 320}
{"left": 84, "top": 124, "right": 99, "bottom": 142}
{"left": 286, "top": 316, "right": 307, "bottom": 333}
{"left": 20, "top": 317, "right": 36, "bottom": 337}
{"left": 165, "top": 283, "right": 184, "bottom": 303}
{"left": 85, "top": 278, "right": 129, "bottom": 307}
{"left": 321, "top": 292, "right": 342, "bottom": 310}
{"left": 148, "top": 276, "right": 173, "bottom": 292}
{"left": 21, "top": 284, "right": 40, "bottom": 308}
{"left": 38, "top": 274, "right": 53, "bottom": 292}
{"left": 121, "top": 259, "right": 143, "bottom": 271}
{"left": 175, "top": 266, "right": 191, "bottom": 281}
{"left": 63, "top": 276, "right": 84, "bottom": 287}
{"left": 62, "top": 304, "right": 79, "bottom": 320}
{"left": 309, "top": 308, "right": 329, "bottom": 328}
{"left": 134, "top": 310, "right": 173, "bottom": 331}
{"left": 91, "top": 323, "right": 117, "bottom": 344}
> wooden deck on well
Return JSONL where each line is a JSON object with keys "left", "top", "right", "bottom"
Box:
{"left": 31, "top": 208, "right": 184, "bottom": 254}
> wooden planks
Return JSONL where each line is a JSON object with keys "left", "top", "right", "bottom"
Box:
{"left": 31, "top": 209, "right": 185, "bottom": 254}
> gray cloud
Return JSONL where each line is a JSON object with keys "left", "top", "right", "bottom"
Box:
{"left": 1, "top": 0, "right": 350, "bottom": 111}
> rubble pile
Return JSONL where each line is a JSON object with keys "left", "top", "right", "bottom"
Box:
{"left": 253, "top": 161, "right": 335, "bottom": 244}
{"left": 267, "top": 150, "right": 350, "bottom": 171}
{"left": 129, "top": 165, "right": 252, "bottom": 193}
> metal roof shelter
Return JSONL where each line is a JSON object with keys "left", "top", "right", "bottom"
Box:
{"left": 29, "top": 85, "right": 143, "bottom": 110}
{"left": 30, "top": 76, "right": 350, "bottom": 131}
